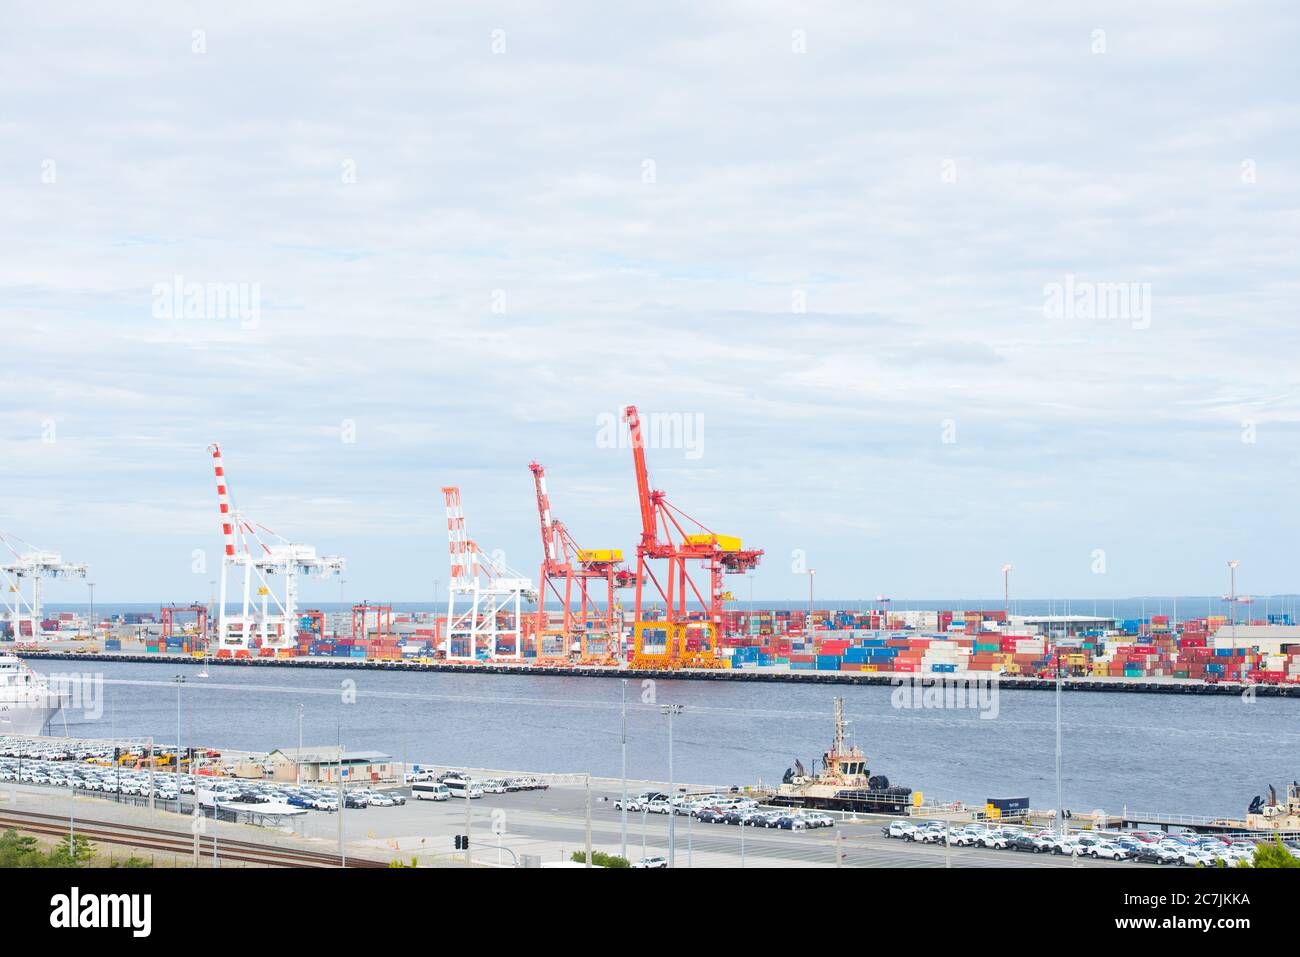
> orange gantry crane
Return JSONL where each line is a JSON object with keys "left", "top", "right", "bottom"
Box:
{"left": 529, "top": 462, "right": 635, "bottom": 664}
{"left": 622, "top": 405, "right": 762, "bottom": 669}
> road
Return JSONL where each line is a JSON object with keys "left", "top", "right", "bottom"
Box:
{"left": 302, "top": 783, "right": 1146, "bottom": 868}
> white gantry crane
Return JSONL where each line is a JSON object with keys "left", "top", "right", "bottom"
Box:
{"left": 442, "top": 486, "right": 535, "bottom": 661}
{"left": 0, "top": 532, "right": 87, "bottom": 640}
{"left": 207, "top": 444, "right": 345, "bottom": 654}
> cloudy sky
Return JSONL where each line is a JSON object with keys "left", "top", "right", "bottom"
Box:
{"left": 2, "top": 2, "right": 1298, "bottom": 604}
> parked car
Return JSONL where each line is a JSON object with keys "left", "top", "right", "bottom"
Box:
{"left": 978, "top": 829, "right": 1011, "bottom": 850}
{"left": 1132, "top": 844, "right": 1180, "bottom": 864}
{"left": 883, "top": 820, "right": 918, "bottom": 840}
{"left": 1087, "top": 842, "right": 1130, "bottom": 861}
{"left": 631, "top": 856, "right": 669, "bottom": 869}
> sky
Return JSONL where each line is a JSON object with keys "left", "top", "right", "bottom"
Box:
{"left": 2, "top": 2, "right": 1298, "bottom": 604}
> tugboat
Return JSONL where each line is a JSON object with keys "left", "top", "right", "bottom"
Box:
{"left": 1245, "top": 782, "right": 1300, "bottom": 831}
{"left": 770, "top": 697, "right": 913, "bottom": 814}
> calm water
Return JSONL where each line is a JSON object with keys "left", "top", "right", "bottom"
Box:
{"left": 30, "top": 659, "right": 1299, "bottom": 819}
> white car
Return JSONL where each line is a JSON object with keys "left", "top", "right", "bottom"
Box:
{"left": 883, "top": 820, "right": 918, "bottom": 839}
{"left": 632, "top": 856, "right": 669, "bottom": 869}
{"left": 916, "top": 824, "right": 949, "bottom": 844}
{"left": 1087, "top": 841, "right": 1129, "bottom": 861}
{"left": 978, "top": 830, "right": 1011, "bottom": 850}
{"left": 803, "top": 813, "right": 835, "bottom": 829}
{"left": 1179, "top": 848, "right": 1218, "bottom": 867}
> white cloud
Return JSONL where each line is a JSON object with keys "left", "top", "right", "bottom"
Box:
{"left": 1, "top": 2, "right": 1298, "bottom": 601}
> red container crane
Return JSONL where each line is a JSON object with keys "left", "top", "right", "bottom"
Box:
{"left": 622, "top": 405, "right": 762, "bottom": 669}
{"left": 530, "top": 462, "right": 635, "bottom": 664}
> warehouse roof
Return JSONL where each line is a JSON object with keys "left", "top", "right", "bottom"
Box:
{"left": 269, "top": 747, "right": 392, "bottom": 765}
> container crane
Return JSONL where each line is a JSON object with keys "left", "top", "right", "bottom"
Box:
{"left": 206, "top": 444, "right": 345, "bottom": 656}
{"left": 529, "top": 462, "right": 635, "bottom": 664}
{"left": 622, "top": 405, "right": 762, "bottom": 669}
{"left": 442, "top": 486, "right": 536, "bottom": 661}
{"left": 0, "top": 532, "right": 87, "bottom": 640}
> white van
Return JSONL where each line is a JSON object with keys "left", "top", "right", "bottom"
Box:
{"left": 412, "top": 783, "right": 451, "bottom": 801}
{"left": 443, "top": 777, "right": 484, "bottom": 799}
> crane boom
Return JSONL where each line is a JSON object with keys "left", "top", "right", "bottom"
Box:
{"left": 622, "top": 405, "right": 658, "bottom": 548}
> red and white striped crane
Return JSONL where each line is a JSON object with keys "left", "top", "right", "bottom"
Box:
{"left": 622, "top": 405, "right": 762, "bottom": 668}
{"left": 529, "top": 461, "right": 634, "bottom": 662}
{"left": 442, "top": 486, "right": 535, "bottom": 661}
{"left": 207, "top": 443, "right": 344, "bottom": 655}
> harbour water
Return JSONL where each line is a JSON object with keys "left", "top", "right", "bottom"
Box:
{"left": 29, "top": 659, "right": 1297, "bottom": 819}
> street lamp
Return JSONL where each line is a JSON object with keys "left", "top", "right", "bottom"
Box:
{"left": 807, "top": 569, "right": 816, "bottom": 623}
{"left": 173, "top": 676, "right": 186, "bottom": 804}
{"left": 620, "top": 679, "right": 628, "bottom": 862}
{"left": 661, "top": 704, "right": 683, "bottom": 867}
{"left": 1054, "top": 651, "right": 1063, "bottom": 834}
{"left": 86, "top": 582, "right": 95, "bottom": 642}
{"left": 1001, "top": 564, "right": 1012, "bottom": 618}
{"left": 1228, "top": 560, "right": 1240, "bottom": 645}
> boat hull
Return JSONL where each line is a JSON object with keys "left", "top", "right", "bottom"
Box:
{"left": 771, "top": 786, "right": 914, "bottom": 815}
{"left": 0, "top": 693, "right": 64, "bottom": 736}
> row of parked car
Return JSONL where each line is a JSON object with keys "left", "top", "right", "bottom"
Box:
{"left": 612, "top": 790, "right": 835, "bottom": 830}
{"left": 0, "top": 748, "right": 410, "bottom": 815}
{"left": 881, "top": 819, "right": 1298, "bottom": 866}
{"left": 0, "top": 756, "right": 191, "bottom": 802}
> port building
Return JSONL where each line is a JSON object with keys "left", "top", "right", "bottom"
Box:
{"left": 266, "top": 747, "right": 396, "bottom": 784}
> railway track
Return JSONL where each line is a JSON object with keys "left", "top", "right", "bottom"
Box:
{"left": 0, "top": 808, "right": 387, "bottom": 867}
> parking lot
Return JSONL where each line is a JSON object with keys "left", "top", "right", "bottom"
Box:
{"left": 877, "top": 817, "right": 1296, "bottom": 867}
{"left": 4, "top": 734, "right": 1293, "bottom": 867}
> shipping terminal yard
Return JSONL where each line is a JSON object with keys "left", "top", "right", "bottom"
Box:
{"left": 3, "top": 408, "right": 1299, "bottom": 694}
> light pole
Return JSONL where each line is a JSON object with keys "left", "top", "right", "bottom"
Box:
{"left": 661, "top": 704, "right": 683, "bottom": 867}
{"left": 1002, "top": 564, "right": 1012, "bottom": 619}
{"left": 1228, "top": 560, "right": 1240, "bottom": 646}
{"left": 1054, "top": 651, "right": 1063, "bottom": 834}
{"left": 620, "top": 679, "right": 628, "bottom": 861}
{"left": 297, "top": 704, "right": 304, "bottom": 786}
{"left": 807, "top": 569, "right": 816, "bottom": 624}
{"left": 337, "top": 718, "right": 346, "bottom": 867}
{"left": 86, "top": 582, "right": 94, "bottom": 642}
{"left": 174, "top": 676, "right": 185, "bottom": 800}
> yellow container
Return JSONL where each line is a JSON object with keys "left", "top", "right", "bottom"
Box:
{"left": 862, "top": 665, "right": 878, "bottom": 673}
{"left": 912, "top": 791, "right": 924, "bottom": 807}
{"left": 578, "top": 549, "right": 623, "bottom": 563}
{"left": 684, "top": 534, "right": 743, "bottom": 552}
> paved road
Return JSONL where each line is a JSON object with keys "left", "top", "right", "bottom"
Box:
{"left": 310, "top": 784, "right": 1146, "bottom": 868}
